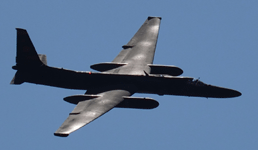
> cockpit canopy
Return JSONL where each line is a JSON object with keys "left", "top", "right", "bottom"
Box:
{"left": 188, "top": 78, "right": 206, "bottom": 86}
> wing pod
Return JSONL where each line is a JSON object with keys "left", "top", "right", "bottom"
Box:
{"left": 63, "top": 94, "right": 100, "bottom": 104}
{"left": 64, "top": 95, "right": 159, "bottom": 109}
{"left": 148, "top": 64, "right": 183, "bottom": 76}
{"left": 90, "top": 62, "right": 127, "bottom": 72}
{"left": 115, "top": 96, "right": 159, "bottom": 109}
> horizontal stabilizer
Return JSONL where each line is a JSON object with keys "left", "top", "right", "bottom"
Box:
{"left": 10, "top": 71, "right": 24, "bottom": 84}
{"left": 148, "top": 64, "right": 183, "bottom": 76}
{"left": 115, "top": 96, "right": 159, "bottom": 109}
{"left": 63, "top": 94, "right": 100, "bottom": 104}
{"left": 90, "top": 62, "right": 127, "bottom": 72}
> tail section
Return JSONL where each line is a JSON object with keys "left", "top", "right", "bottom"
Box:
{"left": 11, "top": 28, "right": 47, "bottom": 84}
{"left": 12, "top": 28, "right": 45, "bottom": 69}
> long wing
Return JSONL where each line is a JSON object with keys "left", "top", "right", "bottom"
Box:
{"left": 108, "top": 16, "right": 161, "bottom": 75}
{"left": 54, "top": 85, "right": 135, "bottom": 137}
{"left": 54, "top": 17, "right": 161, "bottom": 137}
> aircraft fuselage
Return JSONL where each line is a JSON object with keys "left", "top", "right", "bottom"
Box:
{"left": 14, "top": 65, "right": 241, "bottom": 98}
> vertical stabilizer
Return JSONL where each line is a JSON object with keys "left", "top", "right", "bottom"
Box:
{"left": 13, "top": 28, "right": 43, "bottom": 70}
{"left": 11, "top": 28, "right": 47, "bottom": 84}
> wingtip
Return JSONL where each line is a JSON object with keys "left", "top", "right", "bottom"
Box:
{"left": 148, "top": 16, "right": 162, "bottom": 20}
{"left": 16, "top": 28, "right": 26, "bottom": 31}
{"left": 16, "top": 28, "right": 28, "bottom": 35}
{"left": 54, "top": 133, "right": 69, "bottom": 137}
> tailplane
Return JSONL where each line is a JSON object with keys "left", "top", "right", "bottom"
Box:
{"left": 11, "top": 28, "right": 47, "bottom": 84}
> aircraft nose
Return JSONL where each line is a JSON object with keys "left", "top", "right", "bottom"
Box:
{"left": 229, "top": 89, "right": 242, "bottom": 98}
{"left": 209, "top": 86, "right": 242, "bottom": 98}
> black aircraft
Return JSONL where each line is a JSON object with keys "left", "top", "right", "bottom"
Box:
{"left": 11, "top": 16, "right": 241, "bottom": 137}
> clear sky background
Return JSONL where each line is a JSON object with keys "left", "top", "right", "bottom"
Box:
{"left": 1, "top": 1, "right": 257, "bottom": 150}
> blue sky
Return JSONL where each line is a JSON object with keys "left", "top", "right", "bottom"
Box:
{"left": 1, "top": 1, "right": 257, "bottom": 149}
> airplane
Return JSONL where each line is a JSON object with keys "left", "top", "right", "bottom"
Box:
{"left": 11, "top": 16, "right": 241, "bottom": 137}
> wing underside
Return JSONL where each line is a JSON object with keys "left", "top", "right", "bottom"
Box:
{"left": 54, "top": 85, "right": 135, "bottom": 137}
{"left": 107, "top": 17, "right": 162, "bottom": 75}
